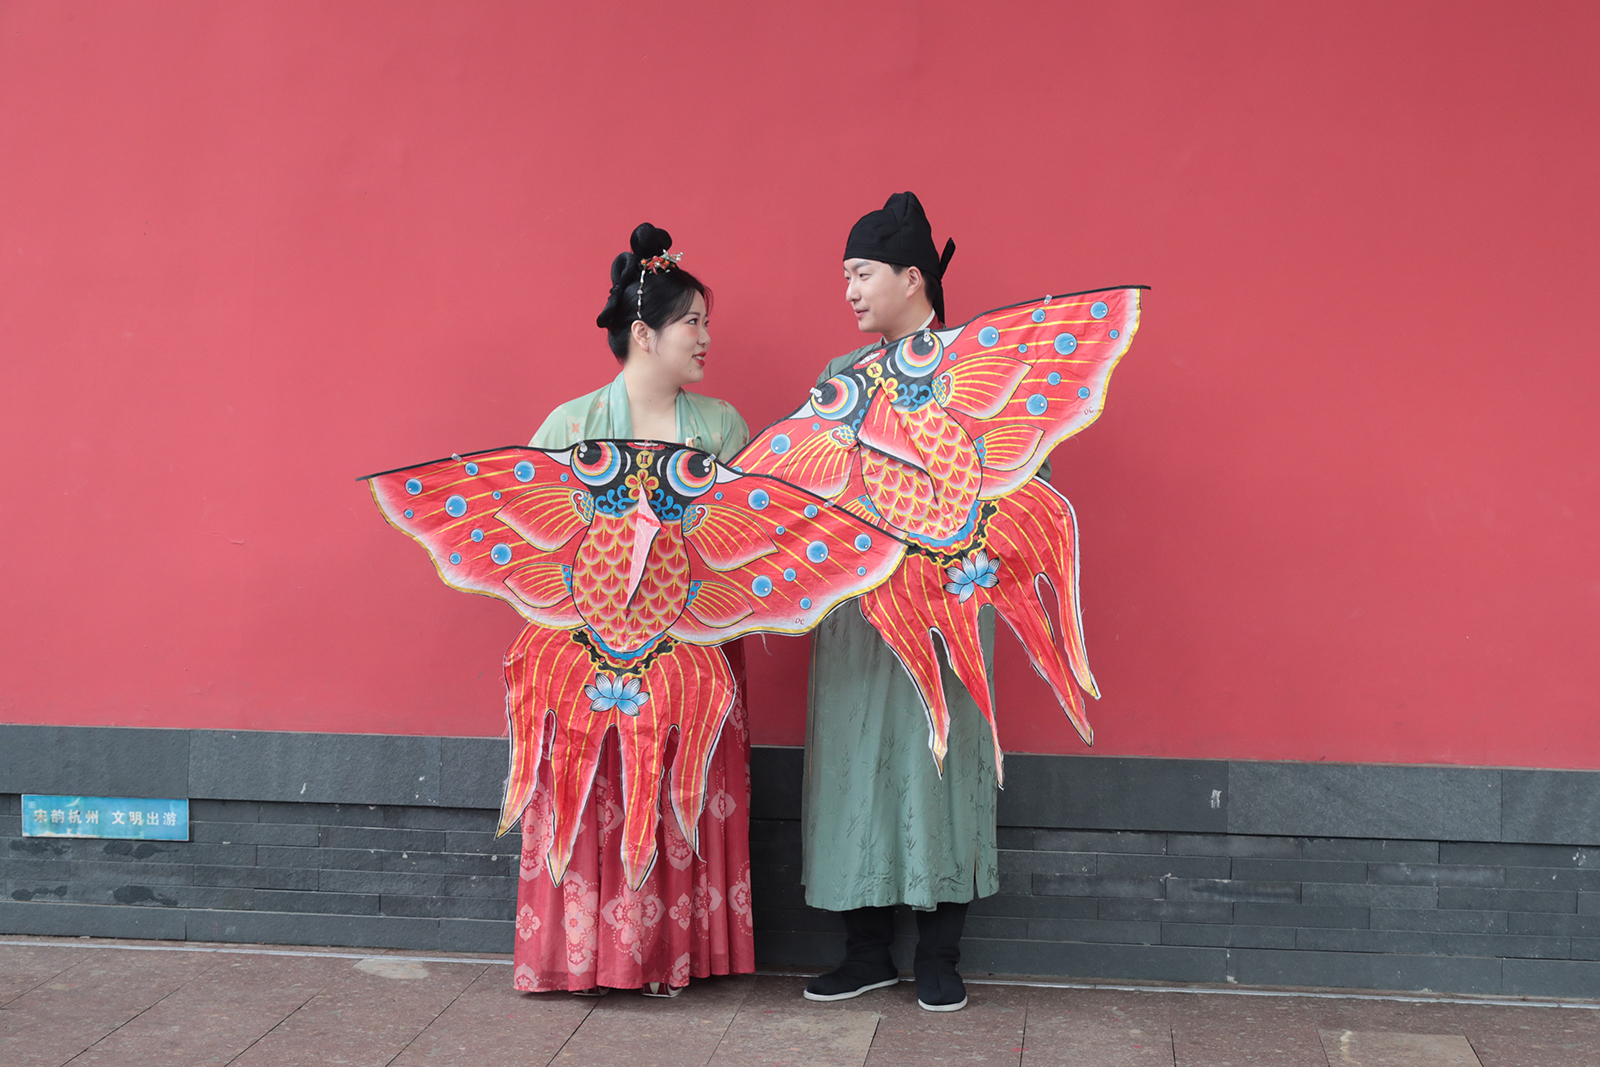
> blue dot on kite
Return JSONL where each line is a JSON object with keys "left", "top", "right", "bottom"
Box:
{"left": 492, "top": 491, "right": 502, "bottom": 499}
{"left": 464, "top": 462, "right": 479, "bottom": 475}
{"left": 807, "top": 541, "right": 829, "bottom": 563}
{"left": 513, "top": 461, "right": 535, "bottom": 482}
{"left": 1047, "top": 372, "right": 1062, "bottom": 385}
{"left": 748, "top": 488, "right": 770, "bottom": 511}
{"left": 1109, "top": 329, "right": 1120, "bottom": 339}
{"left": 771, "top": 434, "right": 791, "bottom": 455}
{"left": 491, "top": 544, "right": 513, "bottom": 565}
{"left": 405, "top": 478, "right": 422, "bottom": 496}
{"left": 784, "top": 568, "right": 797, "bottom": 581}
{"left": 1091, "top": 301, "right": 1109, "bottom": 319}
{"left": 1027, "top": 394, "right": 1049, "bottom": 415}
{"left": 805, "top": 505, "right": 819, "bottom": 518}
{"left": 800, "top": 597, "right": 813, "bottom": 609}
{"left": 1054, "top": 332, "right": 1078, "bottom": 355}
{"left": 1078, "top": 386, "right": 1092, "bottom": 399}
{"left": 449, "top": 553, "right": 461, "bottom": 565}
{"left": 857, "top": 566, "right": 867, "bottom": 576}
{"left": 854, "top": 533, "right": 872, "bottom": 551}
{"left": 471, "top": 529, "right": 484, "bottom": 542}
{"left": 1032, "top": 308, "right": 1047, "bottom": 323}
{"left": 978, "top": 326, "right": 999, "bottom": 347}
{"left": 445, "top": 495, "right": 468, "bottom": 517}
{"left": 752, "top": 575, "right": 773, "bottom": 597}
{"left": 1018, "top": 343, "right": 1028, "bottom": 353}
{"left": 812, "top": 422, "right": 821, "bottom": 431}
{"left": 403, "top": 509, "right": 414, "bottom": 519}
{"left": 559, "top": 473, "right": 569, "bottom": 483}
{"left": 775, "top": 525, "right": 786, "bottom": 535}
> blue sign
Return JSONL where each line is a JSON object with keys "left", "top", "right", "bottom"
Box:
{"left": 21, "top": 795, "right": 189, "bottom": 840}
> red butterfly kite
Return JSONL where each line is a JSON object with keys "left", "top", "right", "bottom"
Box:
{"left": 367, "top": 442, "right": 904, "bottom": 887}
{"left": 735, "top": 287, "right": 1143, "bottom": 775}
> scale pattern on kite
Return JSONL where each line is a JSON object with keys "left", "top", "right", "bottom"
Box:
{"left": 367, "top": 441, "right": 905, "bottom": 886}
{"left": 733, "top": 286, "right": 1141, "bottom": 768}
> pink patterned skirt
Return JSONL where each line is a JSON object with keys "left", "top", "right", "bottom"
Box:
{"left": 512, "top": 641, "right": 755, "bottom": 992}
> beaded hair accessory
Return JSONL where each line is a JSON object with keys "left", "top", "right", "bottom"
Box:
{"left": 637, "top": 251, "right": 684, "bottom": 314}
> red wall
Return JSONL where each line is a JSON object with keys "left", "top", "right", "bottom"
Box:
{"left": 3, "top": 2, "right": 1597, "bottom": 768}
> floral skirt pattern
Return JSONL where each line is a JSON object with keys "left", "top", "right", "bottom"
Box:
{"left": 512, "top": 641, "right": 754, "bottom": 992}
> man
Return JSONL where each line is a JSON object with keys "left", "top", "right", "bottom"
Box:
{"left": 802, "top": 191, "right": 1018, "bottom": 1013}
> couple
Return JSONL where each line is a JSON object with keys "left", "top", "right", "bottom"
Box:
{"left": 515, "top": 193, "right": 991, "bottom": 1013}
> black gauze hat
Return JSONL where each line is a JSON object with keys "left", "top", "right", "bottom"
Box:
{"left": 843, "top": 191, "right": 956, "bottom": 322}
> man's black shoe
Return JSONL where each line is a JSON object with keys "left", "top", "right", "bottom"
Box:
{"left": 913, "top": 901, "right": 969, "bottom": 1012}
{"left": 803, "top": 960, "right": 900, "bottom": 1001}
{"left": 914, "top": 964, "right": 967, "bottom": 1011}
{"left": 804, "top": 905, "right": 899, "bottom": 1001}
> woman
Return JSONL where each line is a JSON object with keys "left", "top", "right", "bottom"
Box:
{"left": 512, "top": 223, "right": 755, "bottom": 996}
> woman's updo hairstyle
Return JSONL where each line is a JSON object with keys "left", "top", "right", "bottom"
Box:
{"left": 595, "top": 223, "right": 712, "bottom": 361}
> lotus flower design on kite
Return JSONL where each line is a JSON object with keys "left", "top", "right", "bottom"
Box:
{"left": 366, "top": 441, "right": 905, "bottom": 887}
{"left": 734, "top": 287, "right": 1142, "bottom": 774}
{"left": 945, "top": 551, "right": 1000, "bottom": 603}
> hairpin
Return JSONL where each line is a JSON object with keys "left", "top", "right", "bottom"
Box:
{"left": 637, "top": 251, "right": 684, "bottom": 314}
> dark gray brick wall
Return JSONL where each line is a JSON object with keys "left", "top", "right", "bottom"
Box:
{"left": 5, "top": 727, "right": 1600, "bottom": 998}
{"left": 752, "top": 822, "right": 1600, "bottom": 998}
{"left": 2, "top": 795, "right": 517, "bottom": 952}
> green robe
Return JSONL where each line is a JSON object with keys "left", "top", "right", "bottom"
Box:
{"left": 800, "top": 343, "right": 1002, "bottom": 911}
{"left": 530, "top": 371, "right": 750, "bottom": 461}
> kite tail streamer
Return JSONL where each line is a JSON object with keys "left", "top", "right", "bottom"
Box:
{"left": 860, "top": 555, "right": 995, "bottom": 775}
{"left": 860, "top": 478, "right": 1097, "bottom": 783}
{"left": 498, "top": 624, "right": 736, "bottom": 890}
{"left": 984, "top": 480, "right": 1097, "bottom": 737}
{"left": 496, "top": 623, "right": 558, "bottom": 836}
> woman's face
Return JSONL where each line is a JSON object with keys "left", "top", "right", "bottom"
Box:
{"left": 638, "top": 291, "right": 710, "bottom": 385}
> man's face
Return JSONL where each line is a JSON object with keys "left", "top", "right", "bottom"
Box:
{"left": 844, "top": 258, "right": 923, "bottom": 338}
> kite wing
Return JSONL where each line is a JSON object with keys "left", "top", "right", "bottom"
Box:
{"left": 366, "top": 446, "right": 590, "bottom": 630}
{"left": 735, "top": 286, "right": 1142, "bottom": 509}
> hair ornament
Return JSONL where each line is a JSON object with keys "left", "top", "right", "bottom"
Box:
{"left": 638, "top": 251, "right": 684, "bottom": 313}
{"left": 642, "top": 251, "right": 682, "bottom": 274}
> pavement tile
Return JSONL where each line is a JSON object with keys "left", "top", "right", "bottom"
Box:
{"left": 1170, "top": 995, "right": 1327, "bottom": 1066}
{"left": 0, "top": 947, "right": 214, "bottom": 1067}
{"left": 1318, "top": 1028, "right": 1481, "bottom": 1065}
{"left": 9, "top": 940, "right": 1600, "bottom": 1067}
{"left": 70, "top": 953, "right": 350, "bottom": 1067}
{"left": 228, "top": 957, "right": 488, "bottom": 1067}
{"left": 391, "top": 967, "right": 593, "bottom": 1066}
{"left": 1458, "top": 1005, "right": 1600, "bottom": 1067}
{"left": 709, "top": 1002, "right": 879, "bottom": 1067}
{"left": 549, "top": 973, "right": 754, "bottom": 1067}
{"left": 1020, "top": 987, "right": 1176, "bottom": 1066}
{"left": 0, "top": 943, "right": 85, "bottom": 1005}
{"left": 863, "top": 982, "right": 1027, "bottom": 1066}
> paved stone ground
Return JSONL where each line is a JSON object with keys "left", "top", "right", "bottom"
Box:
{"left": 2, "top": 936, "right": 1598, "bottom": 1066}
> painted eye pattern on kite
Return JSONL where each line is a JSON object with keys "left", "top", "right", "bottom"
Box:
{"left": 571, "top": 441, "right": 625, "bottom": 487}
{"left": 811, "top": 374, "right": 862, "bottom": 420}
{"left": 665, "top": 448, "right": 717, "bottom": 499}
{"left": 892, "top": 330, "right": 944, "bottom": 376}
